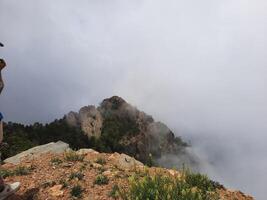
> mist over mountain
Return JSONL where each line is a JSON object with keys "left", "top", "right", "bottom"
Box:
{"left": 1, "top": 0, "right": 267, "bottom": 199}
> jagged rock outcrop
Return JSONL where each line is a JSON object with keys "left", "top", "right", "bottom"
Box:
{"left": 66, "top": 106, "right": 103, "bottom": 138}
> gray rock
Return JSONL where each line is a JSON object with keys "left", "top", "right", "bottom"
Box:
{"left": 76, "top": 148, "right": 99, "bottom": 155}
{"left": 79, "top": 106, "right": 103, "bottom": 138}
{"left": 66, "top": 106, "right": 103, "bottom": 138}
{"left": 4, "top": 141, "right": 70, "bottom": 165}
{"left": 108, "top": 153, "right": 144, "bottom": 171}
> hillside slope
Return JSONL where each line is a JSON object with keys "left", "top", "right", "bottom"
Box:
{"left": 1, "top": 149, "right": 253, "bottom": 200}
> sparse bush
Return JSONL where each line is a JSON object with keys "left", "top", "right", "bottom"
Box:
{"left": 0, "top": 169, "right": 13, "bottom": 178}
{"left": 79, "top": 163, "right": 87, "bottom": 171}
{"left": 69, "top": 172, "right": 84, "bottom": 180}
{"left": 94, "top": 174, "right": 109, "bottom": 185}
{"left": 70, "top": 185, "right": 84, "bottom": 198}
{"left": 51, "top": 157, "right": 63, "bottom": 165}
{"left": 109, "top": 184, "right": 120, "bottom": 199}
{"left": 96, "top": 157, "right": 106, "bottom": 165}
{"left": 0, "top": 166, "right": 31, "bottom": 178}
{"left": 14, "top": 166, "right": 31, "bottom": 176}
{"left": 64, "top": 151, "right": 85, "bottom": 162}
{"left": 59, "top": 179, "right": 69, "bottom": 188}
{"left": 185, "top": 170, "right": 217, "bottom": 192}
{"left": 147, "top": 153, "right": 154, "bottom": 167}
{"left": 119, "top": 171, "right": 219, "bottom": 200}
{"left": 42, "top": 180, "right": 56, "bottom": 188}
{"left": 97, "top": 166, "right": 106, "bottom": 174}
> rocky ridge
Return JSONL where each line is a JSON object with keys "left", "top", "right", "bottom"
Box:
{"left": 1, "top": 144, "right": 254, "bottom": 200}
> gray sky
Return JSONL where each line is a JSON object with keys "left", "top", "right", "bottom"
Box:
{"left": 1, "top": 0, "right": 267, "bottom": 199}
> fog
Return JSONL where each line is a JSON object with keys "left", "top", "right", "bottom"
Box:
{"left": 1, "top": 0, "right": 267, "bottom": 199}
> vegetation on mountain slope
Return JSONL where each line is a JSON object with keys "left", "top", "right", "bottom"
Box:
{"left": 2, "top": 120, "right": 90, "bottom": 160}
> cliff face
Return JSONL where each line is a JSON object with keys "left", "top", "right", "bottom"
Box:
{"left": 65, "top": 96, "right": 189, "bottom": 166}
{"left": 66, "top": 106, "right": 103, "bottom": 138}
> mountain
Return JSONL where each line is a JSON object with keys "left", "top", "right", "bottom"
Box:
{"left": 3, "top": 96, "right": 196, "bottom": 168}
{"left": 2, "top": 144, "right": 254, "bottom": 200}
{"left": 65, "top": 96, "right": 192, "bottom": 167}
{"left": 2, "top": 96, "right": 254, "bottom": 199}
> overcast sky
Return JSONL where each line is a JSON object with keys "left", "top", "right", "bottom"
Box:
{"left": 1, "top": 0, "right": 267, "bottom": 199}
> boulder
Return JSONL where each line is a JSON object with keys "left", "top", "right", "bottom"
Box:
{"left": 108, "top": 153, "right": 144, "bottom": 171}
{"left": 76, "top": 148, "right": 99, "bottom": 155}
{"left": 4, "top": 141, "right": 70, "bottom": 165}
{"left": 50, "top": 185, "right": 64, "bottom": 197}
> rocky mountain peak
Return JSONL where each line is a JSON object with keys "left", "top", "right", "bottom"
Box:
{"left": 100, "top": 96, "right": 127, "bottom": 110}
{"left": 64, "top": 96, "right": 191, "bottom": 167}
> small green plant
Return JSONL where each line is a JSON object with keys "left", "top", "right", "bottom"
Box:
{"left": 64, "top": 151, "right": 85, "bottom": 162}
{"left": 147, "top": 153, "right": 154, "bottom": 167}
{"left": 59, "top": 179, "right": 69, "bottom": 188}
{"left": 98, "top": 166, "right": 106, "bottom": 174}
{"left": 0, "top": 169, "right": 13, "bottom": 178}
{"left": 70, "top": 185, "right": 84, "bottom": 198}
{"left": 96, "top": 157, "right": 106, "bottom": 165}
{"left": 42, "top": 180, "right": 56, "bottom": 188}
{"left": 94, "top": 174, "right": 109, "bottom": 185}
{"left": 109, "top": 184, "right": 120, "bottom": 199}
{"left": 51, "top": 157, "right": 63, "bottom": 165}
{"left": 69, "top": 172, "right": 84, "bottom": 180}
{"left": 0, "top": 166, "right": 31, "bottom": 178}
{"left": 14, "top": 166, "right": 31, "bottom": 176}
{"left": 79, "top": 163, "right": 88, "bottom": 171}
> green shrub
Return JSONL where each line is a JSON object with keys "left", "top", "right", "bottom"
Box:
{"left": 185, "top": 171, "right": 216, "bottom": 192}
{"left": 147, "top": 153, "right": 154, "bottom": 167}
{"left": 51, "top": 158, "right": 63, "bottom": 165}
{"left": 64, "top": 151, "right": 85, "bottom": 162}
{"left": 118, "top": 171, "right": 219, "bottom": 200}
{"left": 70, "top": 185, "right": 83, "bottom": 198}
{"left": 59, "top": 179, "right": 69, "bottom": 188}
{"left": 0, "top": 166, "right": 31, "bottom": 178}
{"left": 94, "top": 174, "right": 109, "bottom": 185}
{"left": 109, "top": 184, "right": 120, "bottom": 199}
{"left": 0, "top": 169, "right": 13, "bottom": 178}
{"left": 96, "top": 157, "right": 106, "bottom": 165}
{"left": 14, "top": 166, "right": 31, "bottom": 176}
{"left": 79, "top": 163, "right": 87, "bottom": 171}
{"left": 69, "top": 172, "right": 84, "bottom": 180}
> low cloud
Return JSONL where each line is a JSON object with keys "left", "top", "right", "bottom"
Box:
{"left": 0, "top": 0, "right": 267, "bottom": 199}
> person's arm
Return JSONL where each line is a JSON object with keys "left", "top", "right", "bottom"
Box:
{"left": 0, "top": 72, "right": 4, "bottom": 94}
{"left": 0, "top": 59, "right": 6, "bottom": 94}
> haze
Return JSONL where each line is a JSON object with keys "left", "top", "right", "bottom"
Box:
{"left": 1, "top": 0, "right": 267, "bottom": 199}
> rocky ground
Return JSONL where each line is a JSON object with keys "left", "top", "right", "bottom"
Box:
{"left": 1, "top": 149, "right": 253, "bottom": 200}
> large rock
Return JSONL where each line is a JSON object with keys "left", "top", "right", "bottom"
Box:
{"left": 108, "top": 152, "right": 144, "bottom": 171}
{"left": 65, "top": 111, "right": 79, "bottom": 127}
{"left": 4, "top": 141, "right": 70, "bottom": 165}
{"left": 66, "top": 106, "right": 103, "bottom": 138}
{"left": 79, "top": 106, "right": 103, "bottom": 138}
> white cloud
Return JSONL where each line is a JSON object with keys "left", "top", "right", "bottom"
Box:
{"left": 0, "top": 0, "right": 267, "bottom": 199}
